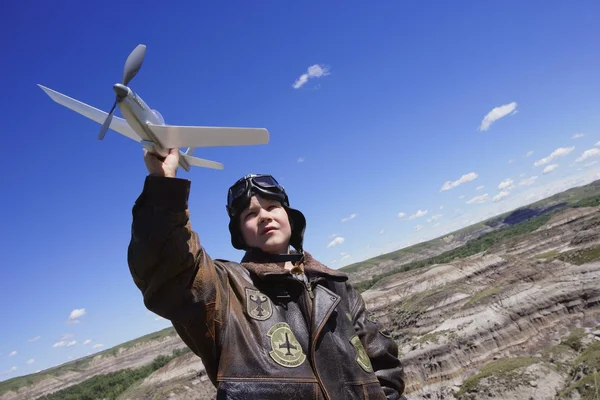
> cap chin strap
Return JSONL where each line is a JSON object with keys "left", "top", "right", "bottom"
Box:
{"left": 249, "top": 247, "right": 304, "bottom": 264}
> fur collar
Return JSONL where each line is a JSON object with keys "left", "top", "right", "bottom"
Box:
{"left": 240, "top": 250, "right": 348, "bottom": 281}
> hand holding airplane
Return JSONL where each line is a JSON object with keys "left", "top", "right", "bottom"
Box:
{"left": 38, "top": 44, "right": 270, "bottom": 171}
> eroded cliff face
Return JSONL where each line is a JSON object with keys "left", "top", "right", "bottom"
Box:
{"left": 4, "top": 207, "right": 599, "bottom": 400}
{"left": 363, "top": 206, "right": 600, "bottom": 399}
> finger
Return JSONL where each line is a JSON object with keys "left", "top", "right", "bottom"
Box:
{"left": 168, "top": 148, "right": 179, "bottom": 155}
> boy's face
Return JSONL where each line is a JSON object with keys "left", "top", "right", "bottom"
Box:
{"left": 239, "top": 194, "right": 292, "bottom": 254}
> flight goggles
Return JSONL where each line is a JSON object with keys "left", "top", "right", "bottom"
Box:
{"left": 226, "top": 174, "right": 288, "bottom": 217}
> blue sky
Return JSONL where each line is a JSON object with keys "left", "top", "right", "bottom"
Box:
{"left": 2, "top": 1, "right": 600, "bottom": 381}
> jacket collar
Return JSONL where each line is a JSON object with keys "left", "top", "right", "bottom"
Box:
{"left": 241, "top": 249, "right": 348, "bottom": 281}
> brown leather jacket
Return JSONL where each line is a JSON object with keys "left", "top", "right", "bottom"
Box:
{"left": 127, "top": 176, "right": 406, "bottom": 399}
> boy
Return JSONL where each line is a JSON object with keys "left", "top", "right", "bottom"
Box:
{"left": 127, "top": 148, "right": 406, "bottom": 399}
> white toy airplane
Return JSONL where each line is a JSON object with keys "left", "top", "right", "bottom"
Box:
{"left": 38, "top": 44, "right": 269, "bottom": 171}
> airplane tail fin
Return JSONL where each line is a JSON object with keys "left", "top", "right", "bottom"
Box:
{"left": 181, "top": 153, "right": 224, "bottom": 170}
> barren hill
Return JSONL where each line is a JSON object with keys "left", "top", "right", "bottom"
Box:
{"left": 2, "top": 180, "right": 600, "bottom": 400}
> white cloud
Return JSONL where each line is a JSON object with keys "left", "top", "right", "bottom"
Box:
{"left": 596, "top": 141, "right": 600, "bottom": 147}
{"left": 414, "top": 225, "right": 423, "bottom": 231}
{"left": 59, "top": 333, "right": 73, "bottom": 341}
{"left": 498, "top": 178, "right": 514, "bottom": 190}
{"left": 340, "top": 254, "right": 350, "bottom": 261}
{"left": 426, "top": 214, "right": 443, "bottom": 223}
{"left": 493, "top": 190, "right": 510, "bottom": 202}
{"left": 93, "top": 344, "right": 104, "bottom": 349}
{"left": 9, "top": 351, "right": 17, "bottom": 357}
{"left": 297, "top": 157, "right": 305, "bottom": 163}
{"left": 341, "top": 213, "right": 357, "bottom": 222}
{"left": 397, "top": 212, "right": 406, "bottom": 219}
{"left": 534, "top": 147, "right": 574, "bottom": 167}
{"left": 458, "top": 195, "right": 465, "bottom": 199}
{"left": 327, "top": 236, "right": 345, "bottom": 248}
{"left": 467, "top": 193, "right": 489, "bottom": 204}
{"left": 525, "top": 150, "right": 533, "bottom": 157}
{"left": 575, "top": 148, "right": 600, "bottom": 163}
{"left": 26, "top": 359, "right": 34, "bottom": 365}
{"left": 519, "top": 176, "right": 538, "bottom": 186}
{"left": 67, "top": 308, "right": 86, "bottom": 324}
{"left": 543, "top": 164, "right": 559, "bottom": 174}
{"left": 508, "top": 159, "right": 515, "bottom": 164}
{"left": 585, "top": 161, "right": 598, "bottom": 168}
{"left": 379, "top": 229, "right": 384, "bottom": 235}
{"left": 53, "top": 340, "right": 77, "bottom": 348}
{"left": 83, "top": 339, "right": 92, "bottom": 345}
{"left": 293, "top": 64, "right": 330, "bottom": 89}
{"left": 28, "top": 336, "right": 41, "bottom": 342}
{"left": 440, "top": 172, "right": 478, "bottom": 191}
{"left": 476, "top": 185, "right": 484, "bottom": 191}
{"left": 479, "top": 102, "right": 518, "bottom": 131}
{"left": 408, "top": 209, "right": 428, "bottom": 220}
{"left": 572, "top": 133, "right": 585, "bottom": 139}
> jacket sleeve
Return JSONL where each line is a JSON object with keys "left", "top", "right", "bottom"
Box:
{"left": 348, "top": 283, "right": 406, "bottom": 400}
{"left": 127, "top": 175, "right": 229, "bottom": 340}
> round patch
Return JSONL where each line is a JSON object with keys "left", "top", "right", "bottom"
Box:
{"left": 267, "top": 322, "right": 306, "bottom": 368}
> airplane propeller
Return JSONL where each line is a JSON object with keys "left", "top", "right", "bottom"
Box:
{"left": 98, "top": 44, "right": 146, "bottom": 140}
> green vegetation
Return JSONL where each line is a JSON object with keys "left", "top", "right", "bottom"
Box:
{"left": 457, "top": 357, "right": 539, "bottom": 397}
{"left": 465, "top": 287, "right": 500, "bottom": 306}
{"left": 0, "top": 326, "right": 178, "bottom": 396}
{"left": 561, "top": 328, "right": 587, "bottom": 352}
{"left": 37, "top": 347, "right": 190, "bottom": 400}
{"left": 557, "top": 245, "right": 600, "bottom": 265}
{"left": 355, "top": 212, "right": 558, "bottom": 293}
{"left": 558, "top": 341, "right": 600, "bottom": 400}
{"left": 534, "top": 249, "right": 559, "bottom": 259}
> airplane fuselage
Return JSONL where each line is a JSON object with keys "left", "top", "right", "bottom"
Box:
{"left": 115, "top": 84, "right": 191, "bottom": 170}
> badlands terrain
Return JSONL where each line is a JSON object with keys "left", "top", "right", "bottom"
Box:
{"left": 1, "top": 180, "right": 599, "bottom": 399}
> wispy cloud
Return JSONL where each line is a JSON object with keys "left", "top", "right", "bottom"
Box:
{"left": 575, "top": 148, "right": 600, "bottom": 163}
{"left": 397, "top": 212, "right": 406, "bottom": 219}
{"left": 596, "top": 141, "right": 600, "bottom": 147}
{"left": 426, "top": 214, "right": 443, "bottom": 223}
{"left": 9, "top": 351, "right": 17, "bottom": 357}
{"left": 52, "top": 340, "right": 77, "bottom": 348}
{"left": 440, "top": 172, "right": 478, "bottom": 191}
{"left": 408, "top": 209, "right": 428, "bottom": 220}
{"left": 327, "top": 236, "right": 345, "bottom": 248}
{"left": 83, "top": 339, "right": 92, "bottom": 345}
{"left": 297, "top": 156, "right": 305, "bottom": 163}
{"left": 293, "top": 64, "right": 330, "bottom": 89}
{"left": 479, "top": 102, "right": 517, "bottom": 131}
{"left": 572, "top": 133, "right": 585, "bottom": 139}
{"left": 476, "top": 185, "right": 484, "bottom": 191}
{"left": 28, "top": 336, "right": 41, "bottom": 342}
{"left": 525, "top": 150, "right": 533, "bottom": 157}
{"left": 414, "top": 225, "right": 423, "bottom": 231}
{"left": 498, "top": 178, "right": 514, "bottom": 190}
{"left": 519, "top": 176, "right": 538, "bottom": 186}
{"left": 534, "top": 147, "right": 574, "bottom": 167}
{"left": 67, "top": 308, "right": 86, "bottom": 324}
{"left": 467, "top": 193, "right": 489, "bottom": 204}
{"left": 543, "top": 164, "right": 559, "bottom": 174}
{"left": 93, "top": 344, "right": 104, "bottom": 349}
{"left": 493, "top": 190, "right": 510, "bottom": 202}
{"left": 26, "top": 359, "right": 34, "bottom": 364}
{"left": 341, "top": 213, "right": 357, "bottom": 222}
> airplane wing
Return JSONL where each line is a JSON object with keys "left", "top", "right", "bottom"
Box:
{"left": 38, "top": 84, "right": 141, "bottom": 143}
{"left": 147, "top": 123, "right": 269, "bottom": 149}
{"left": 181, "top": 153, "right": 224, "bottom": 170}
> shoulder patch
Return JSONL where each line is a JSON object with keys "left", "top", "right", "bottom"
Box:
{"left": 349, "top": 335, "right": 374, "bottom": 373}
{"left": 379, "top": 328, "right": 393, "bottom": 338}
{"left": 245, "top": 288, "right": 273, "bottom": 321}
{"left": 267, "top": 322, "right": 306, "bottom": 368}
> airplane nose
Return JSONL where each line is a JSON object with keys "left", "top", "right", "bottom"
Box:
{"left": 113, "top": 83, "right": 129, "bottom": 99}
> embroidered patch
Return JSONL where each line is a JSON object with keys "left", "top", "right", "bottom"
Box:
{"left": 245, "top": 288, "right": 273, "bottom": 321}
{"left": 379, "top": 328, "right": 393, "bottom": 338}
{"left": 350, "top": 335, "right": 373, "bottom": 373}
{"left": 366, "top": 312, "right": 378, "bottom": 323}
{"left": 267, "top": 322, "right": 306, "bottom": 368}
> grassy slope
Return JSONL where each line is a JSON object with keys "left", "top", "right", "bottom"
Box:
{"left": 340, "top": 179, "right": 600, "bottom": 276}
{"left": 0, "top": 327, "right": 177, "bottom": 396}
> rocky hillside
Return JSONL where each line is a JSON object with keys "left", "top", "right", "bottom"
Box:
{"left": 2, "top": 180, "right": 600, "bottom": 400}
